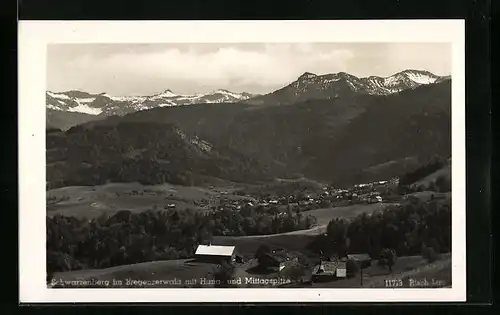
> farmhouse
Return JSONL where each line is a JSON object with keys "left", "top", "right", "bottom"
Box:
{"left": 311, "top": 260, "right": 347, "bottom": 282}
{"left": 194, "top": 244, "right": 236, "bottom": 264}
{"left": 346, "top": 253, "right": 372, "bottom": 269}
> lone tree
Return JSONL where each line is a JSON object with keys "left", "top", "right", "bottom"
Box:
{"left": 212, "top": 261, "right": 236, "bottom": 288}
{"left": 378, "top": 248, "right": 397, "bottom": 273}
{"left": 255, "top": 244, "right": 271, "bottom": 266}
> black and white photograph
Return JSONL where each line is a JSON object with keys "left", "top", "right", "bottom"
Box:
{"left": 19, "top": 20, "right": 466, "bottom": 302}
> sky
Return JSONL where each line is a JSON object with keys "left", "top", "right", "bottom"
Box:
{"left": 47, "top": 43, "right": 451, "bottom": 96}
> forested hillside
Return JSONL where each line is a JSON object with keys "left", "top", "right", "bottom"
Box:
{"left": 46, "top": 122, "right": 274, "bottom": 189}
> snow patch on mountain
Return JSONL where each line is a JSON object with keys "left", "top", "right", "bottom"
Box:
{"left": 107, "top": 95, "right": 147, "bottom": 102}
{"left": 47, "top": 104, "right": 60, "bottom": 110}
{"left": 322, "top": 78, "right": 342, "bottom": 83}
{"left": 47, "top": 91, "right": 71, "bottom": 100}
{"left": 383, "top": 75, "right": 399, "bottom": 86}
{"left": 79, "top": 98, "right": 97, "bottom": 104}
{"left": 175, "top": 95, "right": 200, "bottom": 101}
{"left": 213, "top": 89, "right": 247, "bottom": 99}
{"left": 157, "top": 100, "right": 177, "bottom": 107}
{"left": 67, "top": 103, "right": 103, "bottom": 115}
{"left": 404, "top": 71, "right": 438, "bottom": 84}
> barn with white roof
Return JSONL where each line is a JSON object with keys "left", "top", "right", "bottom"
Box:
{"left": 194, "top": 244, "right": 236, "bottom": 264}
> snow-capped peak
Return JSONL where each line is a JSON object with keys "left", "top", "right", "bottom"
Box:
{"left": 46, "top": 87, "right": 255, "bottom": 116}
{"left": 161, "top": 89, "right": 178, "bottom": 97}
{"left": 298, "top": 72, "right": 317, "bottom": 79}
{"left": 146, "top": 89, "right": 181, "bottom": 101}
{"left": 212, "top": 89, "right": 246, "bottom": 99}
{"left": 151, "top": 89, "right": 178, "bottom": 98}
{"left": 215, "top": 89, "right": 231, "bottom": 94}
{"left": 47, "top": 91, "right": 71, "bottom": 100}
{"left": 67, "top": 104, "right": 103, "bottom": 115}
{"left": 247, "top": 69, "right": 450, "bottom": 105}
{"left": 399, "top": 70, "right": 439, "bottom": 85}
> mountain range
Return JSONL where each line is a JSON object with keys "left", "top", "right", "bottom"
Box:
{"left": 245, "top": 69, "right": 449, "bottom": 105}
{"left": 47, "top": 68, "right": 451, "bottom": 188}
{"left": 46, "top": 69, "right": 449, "bottom": 130}
{"left": 47, "top": 89, "right": 255, "bottom": 116}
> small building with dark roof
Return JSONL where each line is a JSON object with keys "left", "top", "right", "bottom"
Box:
{"left": 258, "top": 250, "right": 298, "bottom": 272}
{"left": 311, "top": 260, "right": 347, "bottom": 282}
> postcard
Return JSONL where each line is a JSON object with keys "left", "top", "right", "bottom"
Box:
{"left": 18, "top": 19, "right": 466, "bottom": 303}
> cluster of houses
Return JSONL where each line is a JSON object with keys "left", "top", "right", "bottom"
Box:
{"left": 322, "top": 178, "right": 400, "bottom": 205}
{"left": 192, "top": 243, "right": 373, "bottom": 285}
{"left": 188, "top": 177, "right": 399, "bottom": 216}
{"left": 310, "top": 253, "right": 372, "bottom": 282}
{"left": 256, "top": 178, "right": 398, "bottom": 209}
{"left": 209, "top": 197, "right": 257, "bottom": 212}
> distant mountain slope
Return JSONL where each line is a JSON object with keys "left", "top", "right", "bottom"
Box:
{"left": 245, "top": 70, "right": 448, "bottom": 106}
{"left": 47, "top": 89, "right": 256, "bottom": 117}
{"left": 85, "top": 93, "right": 376, "bottom": 174}
{"left": 74, "top": 80, "right": 451, "bottom": 187}
{"left": 47, "top": 91, "right": 106, "bottom": 115}
{"left": 46, "top": 121, "right": 273, "bottom": 189}
{"left": 413, "top": 159, "right": 451, "bottom": 187}
{"left": 46, "top": 109, "right": 105, "bottom": 131}
{"left": 308, "top": 80, "right": 452, "bottom": 184}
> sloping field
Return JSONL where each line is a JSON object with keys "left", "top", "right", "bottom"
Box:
{"left": 46, "top": 182, "right": 249, "bottom": 218}
{"left": 362, "top": 156, "right": 420, "bottom": 180}
{"left": 51, "top": 259, "right": 221, "bottom": 288}
{"left": 407, "top": 191, "right": 451, "bottom": 203}
{"left": 414, "top": 163, "right": 451, "bottom": 187}
{"left": 302, "top": 202, "right": 389, "bottom": 225}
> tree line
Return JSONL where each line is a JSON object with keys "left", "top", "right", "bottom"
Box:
{"left": 398, "top": 156, "right": 448, "bottom": 186}
{"left": 306, "top": 197, "right": 451, "bottom": 260}
{"left": 47, "top": 206, "right": 317, "bottom": 277}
